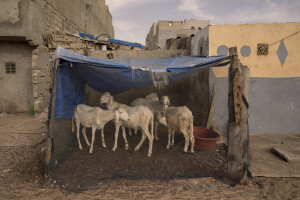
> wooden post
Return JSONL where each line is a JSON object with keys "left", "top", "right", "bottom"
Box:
{"left": 45, "top": 58, "right": 60, "bottom": 181}
{"left": 206, "top": 83, "right": 216, "bottom": 129}
{"left": 227, "top": 47, "right": 250, "bottom": 184}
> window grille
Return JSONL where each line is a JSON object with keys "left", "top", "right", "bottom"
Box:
{"left": 257, "top": 43, "right": 268, "bottom": 55}
{"left": 5, "top": 62, "right": 16, "bottom": 74}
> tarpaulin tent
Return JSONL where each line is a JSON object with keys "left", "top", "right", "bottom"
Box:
{"left": 46, "top": 47, "right": 231, "bottom": 189}
{"left": 53, "top": 47, "right": 229, "bottom": 118}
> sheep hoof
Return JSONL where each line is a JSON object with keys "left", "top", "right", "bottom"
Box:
{"left": 79, "top": 146, "right": 83, "bottom": 150}
{"left": 147, "top": 153, "right": 152, "bottom": 157}
{"left": 102, "top": 144, "right": 106, "bottom": 148}
{"left": 89, "top": 150, "right": 93, "bottom": 153}
{"left": 87, "top": 143, "right": 91, "bottom": 146}
{"left": 134, "top": 147, "right": 139, "bottom": 152}
{"left": 166, "top": 145, "right": 170, "bottom": 149}
{"left": 182, "top": 150, "right": 188, "bottom": 154}
{"left": 189, "top": 151, "right": 194, "bottom": 154}
{"left": 155, "top": 137, "right": 159, "bottom": 140}
{"left": 112, "top": 148, "right": 116, "bottom": 151}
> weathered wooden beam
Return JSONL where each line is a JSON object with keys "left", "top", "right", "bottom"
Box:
{"left": 227, "top": 47, "right": 250, "bottom": 184}
{"left": 240, "top": 64, "right": 250, "bottom": 124}
{"left": 233, "top": 68, "right": 242, "bottom": 124}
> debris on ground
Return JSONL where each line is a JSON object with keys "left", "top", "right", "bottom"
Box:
{"left": 271, "top": 146, "right": 300, "bottom": 162}
{"left": 0, "top": 112, "right": 13, "bottom": 118}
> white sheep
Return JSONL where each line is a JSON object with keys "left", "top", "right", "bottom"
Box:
{"left": 130, "top": 93, "right": 159, "bottom": 106}
{"left": 100, "top": 92, "right": 154, "bottom": 157}
{"left": 72, "top": 104, "right": 129, "bottom": 153}
{"left": 130, "top": 95, "right": 170, "bottom": 140}
{"left": 164, "top": 106, "right": 195, "bottom": 153}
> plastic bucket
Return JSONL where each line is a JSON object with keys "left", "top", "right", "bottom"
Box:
{"left": 193, "top": 126, "right": 220, "bottom": 150}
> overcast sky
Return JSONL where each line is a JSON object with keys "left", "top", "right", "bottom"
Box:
{"left": 106, "top": 0, "right": 300, "bottom": 45}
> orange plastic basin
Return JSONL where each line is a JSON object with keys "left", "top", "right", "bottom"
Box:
{"left": 193, "top": 126, "right": 220, "bottom": 150}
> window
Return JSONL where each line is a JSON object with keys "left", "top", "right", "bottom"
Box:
{"left": 5, "top": 62, "right": 16, "bottom": 74}
{"left": 191, "top": 26, "right": 195, "bottom": 30}
{"left": 168, "top": 22, "right": 173, "bottom": 27}
{"left": 198, "top": 27, "right": 202, "bottom": 30}
{"left": 257, "top": 43, "right": 268, "bottom": 56}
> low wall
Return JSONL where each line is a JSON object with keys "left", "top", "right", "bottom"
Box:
{"left": 210, "top": 68, "right": 300, "bottom": 135}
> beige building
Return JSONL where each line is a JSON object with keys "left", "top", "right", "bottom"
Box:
{"left": 145, "top": 19, "right": 210, "bottom": 50}
{"left": 0, "top": 0, "right": 114, "bottom": 113}
{"left": 191, "top": 22, "right": 300, "bottom": 135}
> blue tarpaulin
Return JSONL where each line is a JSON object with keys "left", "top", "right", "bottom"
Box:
{"left": 53, "top": 47, "right": 229, "bottom": 118}
{"left": 78, "top": 32, "right": 145, "bottom": 49}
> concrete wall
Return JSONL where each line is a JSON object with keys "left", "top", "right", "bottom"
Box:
{"left": 145, "top": 22, "right": 158, "bottom": 50}
{"left": 191, "top": 26, "right": 209, "bottom": 56}
{"left": 182, "top": 19, "right": 210, "bottom": 30}
{"left": 0, "top": 0, "right": 45, "bottom": 45}
{"left": 145, "top": 20, "right": 210, "bottom": 50}
{"left": 0, "top": 41, "right": 34, "bottom": 112}
{"left": 45, "top": 0, "right": 113, "bottom": 37}
{"left": 157, "top": 29, "right": 200, "bottom": 50}
{"left": 209, "top": 23, "right": 300, "bottom": 78}
{"left": 0, "top": 0, "right": 114, "bottom": 113}
{"left": 0, "top": 0, "right": 114, "bottom": 46}
{"left": 32, "top": 46, "right": 52, "bottom": 112}
{"left": 201, "top": 23, "right": 300, "bottom": 135}
{"left": 249, "top": 77, "right": 300, "bottom": 134}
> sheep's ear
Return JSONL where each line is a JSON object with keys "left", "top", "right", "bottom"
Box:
{"left": 109, "top": 96, "right": 114, "bottom": 106}
{"left": 115, "top": 110, "right": 120, "bottom": 124}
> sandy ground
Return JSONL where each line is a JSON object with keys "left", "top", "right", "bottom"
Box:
{"left": 0, "top": 113, "right": 299, "bottom": 200}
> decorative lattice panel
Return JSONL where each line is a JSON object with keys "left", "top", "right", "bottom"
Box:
{"left": 257, "top": 43, "right": 268, "bottom": 56}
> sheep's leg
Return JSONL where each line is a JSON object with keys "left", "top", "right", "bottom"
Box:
{"left": 171, "top": 130, "right": 175, "bottom": 146}
{"left": 122, "top": 126, "right": 129, "bottom": 150}
{"left": 189, "top": 135, "right": 195, "bottom": 153}
{"left": 101, "top": 129, "right": 106, "bottom": 148}
{"left": 167, "top": 128, "right": 172, "bottom": 149}
{"left": 76, "top": 120, "right": 83, "bottom": 150}
{"left": 112, "top": 124, "right": 120, "bottom": 151}
{"left": 128, "top": 128, "right": 132, "bottom": 136}
{"left": 134, "top": 129, "right": 138, "bottom": 135}
{"left": 89, "top": 126, "right": 96, "bottom": 153}
{"left": 82, "top": 127, "right": 91, "bottom": 146}
{"left": 180, "top": 129, "right": 189, "bottom": 153}
{"left": 135, "top": 131, "right": 146, "bottom": 152}
{"left": 154, "top": 121, "right": 159, "bottom": 140}
{"left": 143, "top": 128, "right": 154, "bottom": 157}
{"left": 189, "top": 125, "right": 195, "bottom": 153}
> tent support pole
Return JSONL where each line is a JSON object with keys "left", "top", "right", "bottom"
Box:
{"left": 227, "top": 47, "right": 250, "bottom": 184}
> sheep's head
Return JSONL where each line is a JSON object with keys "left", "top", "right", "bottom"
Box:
{"left": 100, "top": 92, "right": 114, "bottom": 106}
{"left": 160, "top": 96, "right": 170, "bottom": 109}
{"left": 115, "top": 108, "right": 129, "bottom": 123}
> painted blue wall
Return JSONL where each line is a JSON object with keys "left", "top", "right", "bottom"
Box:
{"left": 209, "top": 68, "right": 300, "bottom": 135}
